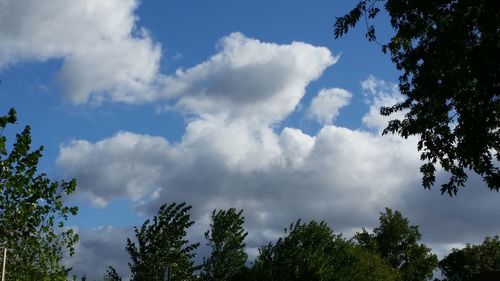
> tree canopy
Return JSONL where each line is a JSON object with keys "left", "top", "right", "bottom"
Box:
{"left": 334, "top": 0, "right": 500, "bottom": 194}
{"left": 0, "top": 108, "right": 79, "bottom": 280}
{"left": 126, "top": 202, "right": 199, "bottom": 281}
{"left": 355, "top": 208, "right": 438, "bottom": 281}
{"left": 253, "top": 220, "right": 398, "bottom": 281}
{"left": 202, "top": 208, "right": 248, "bottom": 281}
{"left": 439, "top": 235, "right": 500, "bottom": 281}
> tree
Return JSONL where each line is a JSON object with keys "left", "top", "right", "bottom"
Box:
{"left": 439, "top": 235, "right": 500, "bottom": 281}
{"left": 126, "top": 202, "right": 199, "bottom": 281}
{"left": 349, "top": 248, "right": 401, "bottom": 281}
{"left": 253, "top": 219, "right": 398, "bottom": 281}
{"left": 334, "top": 0, "right": 499, "bottom": 194}
{"left": 104, "top": 266, "right": 122, "bottom": 281}
{"left": 202, "top": 208, "right": 248, "bottom": 281}
{"left": 0, "top": 108, "right": 79, "bottom": 280}
{"left": 355, "top": 208, "right": 437, "bottom": 281}
{"left": 225, "top": 266, "right": 255, "bottom": 281}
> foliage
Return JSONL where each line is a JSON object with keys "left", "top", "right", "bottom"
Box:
{"left": 104, "top": 266, "right": 122, "bottom": 281}
{"left": 126, "top": 202, "right": 199, "bottom": 281}
{"left": 253, "top": 219, "right": 398, "bottom": 281}
{"left": 225, "top": 266, "right": 255, "bottom": 281}
{"left": 334, "top": 0, "right": 500, "bottom": 194}
{"left": 202, "top": 208, "right": 248, "bottom": 281}
{"left": 0, "top": 108, "right": 79, "bottom": 280}
{"left": 348, "top": 248, "right": 401, "bottom": 281}
{"left": 253, "top": 220, "right": 342, "bottom": 281}
{"left": 439, "top": 235, "right": 500, "bottom": 281}
{"left": 355, "top": 208, "right": 437, "bottom": 281}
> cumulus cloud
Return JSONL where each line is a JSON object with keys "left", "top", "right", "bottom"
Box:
{"left": 162, "top": 32, "right": 337, "bottom": 123}
{"left": 59, "top": 123, "right": 422, "bottom": 280}
{"left": 0, "top": 0, "right": 161, "bottom": 104}
{"left": 57, "top": 32, "right": 338, "bottom": 205}
{"left": 58, "top": 73, "right": 430, "bottom": 266}
{"left": 308, "top": 88, "right": 352, "bottom": 124}
{"left": 58, "top": 132, "right": 177, "bottom": 207}
{"left": 56, "top": 68, "right": 477, "bottom": 239}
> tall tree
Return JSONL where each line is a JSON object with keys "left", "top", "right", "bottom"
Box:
{"left": 334, "top": 0, "right": 499, "bottom": 194}
{"left": 253, "top": 220, "right": 342, "bottom": 281}
{"left": 355, "top": 208, "right": 437, "bottom": 281}
{"left": 439, "top": 235, "right": 500, "bottom": 281}
{"left": 126, "top": 202, "right": 199, "bottom": 281}
{"left": 202, "top": 208, "right": 248, "bottom": 281}
{"left": 0, "top": 108, "right": 79, "bottom": 280}
{"left": 253, "top": 219, "right": 398, "bottom": 281}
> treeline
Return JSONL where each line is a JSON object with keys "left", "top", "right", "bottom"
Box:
{"left": 97, "top": 202, "right": 500, "bottom": 281}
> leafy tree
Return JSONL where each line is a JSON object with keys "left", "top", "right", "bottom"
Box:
{"left": 225, "top": 266, "right": 255, "bottom": 281}
{"left": 355, "top": 208, "right": 437, "bottom": 281}
{"left": 252, "top": 220, "right": 343, "bottom": 281}
{"left": 104, "top": 266, "right": 122, "bottom": 281}
{"left": 334, "top": 0, "right": 500, "bottom": 194}
{"left": 202, "top": 208, "right": 248, "bottom": 281}
{"left": 349, "top": 248, "right": 401, "bottom": 281}
{"left": 439, "top": 235, "right": 500, "bottom": 281}
{"left": 253, "top": 219, "right": 398, "bottom": 281}
{"left": 126, "top": 202, "right": 199, "bottom": 281}
{"left": 0, "top": 108, "right": 79, "bottom": 280}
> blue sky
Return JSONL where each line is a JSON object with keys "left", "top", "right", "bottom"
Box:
{"left": 1, "top": 1, "right": 498, "bottom": 279}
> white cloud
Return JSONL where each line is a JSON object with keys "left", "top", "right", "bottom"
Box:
{"left": 58, "top": 69, "right": 427, "bottom": 243}
{"left": 361, "top": 75, "right": 406, "bottom": 133}
{"left": 58, "top": 121, "right": 422, "bottom": 280}
{"left": 0, "top": 0, "right": 161, "bottom": 104}
{"left": 162, "top": 32, "right": 337, "bottom": 123}
{"left": 57, "top": 132, "right": 176, "bottom": 207}
{"left": 56, "top": 32, "right": 339, "bottom": 206}
{"left": 308, "top": 88, "right": 352, "bottom": 124}
{"left": 58, "top": 93, "right": 422, "bottom": 234}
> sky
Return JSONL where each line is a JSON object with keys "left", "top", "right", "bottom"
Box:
{"left": 0, "top": 0, "right": 499, "bottom": 280}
